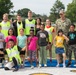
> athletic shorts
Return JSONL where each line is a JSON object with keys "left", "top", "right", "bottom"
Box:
{"left": 20, "top": 51, "right": 25, "bottom": 55}
{"left": 0, "top": 49, "right": 4, "bottom": 58}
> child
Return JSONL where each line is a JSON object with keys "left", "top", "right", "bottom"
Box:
{"left": 4, "top": 39, "right": 21, "bottom": 72}
{"left": 67, "top": 24, "right": 76, "bottom": 67}
{"left": 17, "top": 28, "right": 27, "bottom": 68}
{"left": 37, "top": 24, "right": 49, "bottom": 68}
{"left": 0, "top": 26, "right": 4, "bottom": 68}
{"left": 53, "top": 29, "right": 69, "bottom": 67}
{"left": 27, "top": 29, "right": 38, "bottom": 69}
{"left": 5, "top": 28, "right": 17, "bottom": 48}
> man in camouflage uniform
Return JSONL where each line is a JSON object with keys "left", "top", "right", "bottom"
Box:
{"left": 56, "top": 9, "right": 71, "bottom": 63}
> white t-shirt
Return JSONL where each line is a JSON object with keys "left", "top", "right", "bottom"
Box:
{"left": 0, "top": 32, "right": 4, "bottom": 48}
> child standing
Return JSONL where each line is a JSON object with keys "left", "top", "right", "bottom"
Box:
{"left": 5, "top": 28, "right": 17, "bottom": 48}
{"left": 27, "top": 29, "right": 38, "bottom": 69}
{"left": 17, "top": 28, "right": 27, "bottom": 68}
{"left": 0, "top": 26, "right": 4, "bottom": 68}
{"left": 37, "top": 24, "right": 49, "bottom": 68}
{"left": 67, "top": 24, "right": 76, "bottom": 67}
{"left": 53, "top": 29, "right": 69, "bottom": 67}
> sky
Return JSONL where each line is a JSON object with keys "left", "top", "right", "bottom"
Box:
{"left": 11, "top": 0, "right": 72, "bottom": 16}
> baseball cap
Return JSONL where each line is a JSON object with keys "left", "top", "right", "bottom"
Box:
{"left": 59, "top": 9, "right": 65, "bottom": 14}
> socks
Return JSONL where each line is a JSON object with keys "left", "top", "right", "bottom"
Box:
{"left": 63, "top": 59, "right": 65, "bottom": 65}
{"left": 56, "top": 60, "right": 59, "bottom": 67}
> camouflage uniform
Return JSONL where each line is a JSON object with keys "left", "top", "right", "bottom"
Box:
{"left": 56, "top": 18, "right": 71, "bottom": 35}
{"left": 56, "top": 18, "right": 71, "bottom": 63}
{"left": 68, "top": 44, "right": 76, "bottom": 62}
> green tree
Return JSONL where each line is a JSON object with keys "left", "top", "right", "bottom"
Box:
{"left": 10, "top": 10, "right": 16, "bottom": 15}
{"left": 49, "top": 0, "right": 65, "bottom": 22}
{"left": 73, "top": 0, "right": 76, "bottom": 3}
{"left": 17, "top": 8, "right": 30, "bottom": 18}
{"left": 0, "top": 0, "right": 13, "bottom": 19}
{"left": 41, "top": 14, "right": 48, "bottom": 22}
{"left": 66, "top": 0, "right": 76, "bottom": 23}
{"left": 17, "top": 8, "right": 48, "bottom": 22}
{"left": 32, "top": 12, "right": 48, "bottom": 22}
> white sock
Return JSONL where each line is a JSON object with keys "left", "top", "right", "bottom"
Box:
{"left": 63, "top": 60, "right": 65, "bottom": 65}
{"left": 57, "top": 60, "right": 59, "bottom": 65}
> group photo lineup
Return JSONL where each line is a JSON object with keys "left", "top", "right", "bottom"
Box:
{"left": 0, "top": 0, "right": 76, "bottom": 75}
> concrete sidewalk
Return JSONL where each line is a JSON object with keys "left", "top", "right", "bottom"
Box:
{"left": 0, "top": 67, "right": 76, "bottom": 75}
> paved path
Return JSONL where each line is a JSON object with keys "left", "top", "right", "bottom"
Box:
{"left": 0, "top": 67, "right": 76, "bottom": 75}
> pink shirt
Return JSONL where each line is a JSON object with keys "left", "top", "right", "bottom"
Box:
{"left": 28, "top": 36, "right": 38, "bottom": 51}
{"left": 5, "top": 35, "right": 17, "bottom": 48}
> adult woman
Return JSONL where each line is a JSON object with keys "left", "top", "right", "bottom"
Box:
{"left": 35, "top": 18, "right": 42, "bottom": 62}
{"left": 35, "top": 18, "right": 42, "bottom": 35}
{"left": 45, "top": 19, "right": 55, "bottom": 62}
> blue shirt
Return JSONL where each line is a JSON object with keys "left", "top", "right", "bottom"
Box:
{"left": 17, "top": 35, "right": 27, "bottom": 48}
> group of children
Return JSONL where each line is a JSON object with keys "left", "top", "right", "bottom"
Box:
{"left": 0, "top": 25, "right": 38, "bottom": 71}
{"left": 0, "top": 23, "right": 76, "bottom": 72}
{"left": 54, "top": 24, "right": 76, "bottom": 67}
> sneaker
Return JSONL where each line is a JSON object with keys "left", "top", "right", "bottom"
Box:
{"left": 13, "top": 68, "right": 19, "bottom": 72}
{"left": 20, "top": 64, "right": 25, "bottom": 69}
{"left": 74, "top": 61, "right": 76, "bottom": 66}
{"left": 38, "top": 64, "right": 41, "bottom": 68}
{"left": 56, "top": 64, "right": 59, "bottom": 67}
{"left": 31, "top": 65, "right": 34, "bottom": 69}
{"left": 66, "top": 62, "right": 71, "bottom": 67}
{"left": 74, "top": 63, "right": 76, "bottom": 66}
{"left": 44, "top": 64, "right": 47, "bottom": 67}
{"left": 0, "top": 63, "right": 2, "bottom": 68}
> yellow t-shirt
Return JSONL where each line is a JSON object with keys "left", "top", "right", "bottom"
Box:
{"left": 55, "top": 35, "right": 65, "bottom": 47}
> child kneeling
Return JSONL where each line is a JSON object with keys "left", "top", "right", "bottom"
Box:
{"left": 4, "top": 39, "right": 21, "bottom": 72}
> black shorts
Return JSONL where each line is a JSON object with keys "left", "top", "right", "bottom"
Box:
{"left": 20, "top": 51, "right": 25, "bottom": 55}
{"left": 26, "top": 35, "right": 30, "bottom": 37}
{"left": 0, "top": 49, "right": 4, "bottom": 58}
